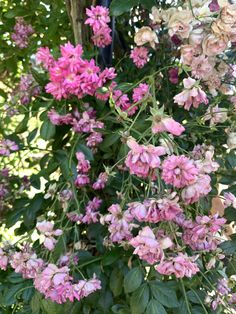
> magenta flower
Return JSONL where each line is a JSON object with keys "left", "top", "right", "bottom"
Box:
{"left": 130, "top": 47, "right": 149, "bottom": 68}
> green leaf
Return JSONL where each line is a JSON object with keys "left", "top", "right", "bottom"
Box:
{"left": 187, "top": 290, "right": 206, "bottom": 305}
{"left": 40, "top": 119, "right": 56, "bottom": 140}
{"left": 141, "top": 0, "right": 156, "bottom": 10}
{"left": 30, "top": 292, "right": 41, "bottom": 314}
{"left": 110, "top": 0, "right": 139, "bottom": 16}
{"left": 27, "top": 128, "right": 38, "bottom": 144}
{"left": 100, "top": 133, "right": 120, "bottom": 150}
{"left": 220, "top": 240, "right": 236, "bottom": 255}
{"left": 130, "top": 283, "right": 150, "bottom": 314}
{"left": 150, "top": 282, "right": 179, "bottom": 308}
{"left": 15, "top": 115, "right": 29, "bottom": 134}
{"left": 145, "top": 299, "right": 167, "bottom": 314}
{"left": 124, "top": 267, "right": 143, "bottom": 293}
{"left": 110, "top": 268, "right": 123, "bottom": 297}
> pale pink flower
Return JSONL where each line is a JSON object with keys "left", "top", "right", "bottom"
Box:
{"left": 0, "top": 248, "right": 8, "bottom": 270}
{"left": 129, "top": 226, "right": 164, "bottom": 264}
{"left": 72, "top": 275, "right": 101, "bottom": 300}
{"left": 125, "top": 137, "right": 166, "bottom": 178}
{"left": 155, "top": 253, "right": 199, "bottom": 278}
{"left": 11, "top": 251, "right": 44, "bottom": 279}
{"left": 224, "top": 192, "right": 236, "bottom": 208}
{"left": 11, "top": 17, "right": 34, "bottom": 49}
{"left": 203, "top": 105, "right": 228, "bottom": 126}
{"left": 181, "top": 174, "right": 211, "bottom": 204}
{"left": 130, "top": 47, "right": 149, "bottom": 68}
{"left": 162, "top": 155, "right": 199, "bottom": 188}
{"left": 48, "top": 109, "right": 73, "bottom": 125}
{"left": 191, "top": 55, "right": 214, "bottom": 80}
{"left": 174, "top": 78, "right": 208, "bottom": 111}
{"left": 36, "top": 221, "right": 63, "bottom": 251}
{"left": 152, "top": 117, "right": 185, "bottom": 136}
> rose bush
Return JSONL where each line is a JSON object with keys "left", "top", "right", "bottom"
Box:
{"left": 1, "top": 0, "right": 236, "bottom": 313}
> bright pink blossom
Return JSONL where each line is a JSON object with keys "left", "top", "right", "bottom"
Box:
{"left": 132, "top": 83, "right": 149, "bottom": 103}
{"left": 130, "top": 47, "right": 149, "bottom": 68}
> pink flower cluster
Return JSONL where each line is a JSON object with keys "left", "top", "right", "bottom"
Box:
{"left": 48, "top": 107, "right": 104, "bottom": 148}
{"left": 36, "top": 221, "right": 63, "bottom": 251}
{"left": 129, "top": 226, "right": 172, "bottom": 264}
{"left": 11, "top": 17, "right": 34, "bottom": 48}
{"left": 125, "top": 137, "right": 166, "bottom": 178}
{"left": 182, "top": 215, "right": 226, "bottom": 251}
{"left": 0, "top": 139, "right": 18, "bottom": 156}
{"left": 174, "top": 78, "right": 208, "bottom": 110}
{"left": 128, "top": 194, "right": 183, "bottom": 223}
{"left": 34, "top": 264, "right": 101, "bottom": 304}
{"left": 36, "top": 42, "right": 116, "bottom": 100}
{"left": 75, "top": 152, "right": 91, "bottom": 188}
{"left": 101, "top": 204, "right": 134, "bottom": 243}
{"left": 130, "top": 47, "right": 149, "bottom": 68}
{"left": 155, "top": 253, "right": 199, "bottom": 278}
{"left": 85, "top": 6, "right": 112, "bottom": 48}
{"left": 11, "top": 251, "right": 44, "bottom": 279}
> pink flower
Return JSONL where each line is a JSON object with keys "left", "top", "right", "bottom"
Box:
{"left": 74, "top": 174, "right": 90, "bottom": 188}
{"left": 82, "top": 197, "right": 102, "bottom": 224}
{"left": 132, "top": 83, "right": 149, "bottom": 103}
{"left": 73, "top": 275, "right": 101, "bottom": 300}
{"left": 92, "top": 172, "right": 108, "bottom": 190}
{"left": 76, "top": 152, "right": 91, "bottom": 173}
{"left": 224, "top": 192, "right": 236, "bottom": 208}
{"left": 125, "top": 137, "right": 166, "bottom": 178}
{"left": 86, "top": 132, "right": 103, "bottom": 147}
{"left": 161, "top": 155, "right": 199, "bottom": 188}
{"left": 168, "top": 67, "right": 179, "bottom": 84}
{"left": 191, "top": 55, "right": 213, "bottom": 80}
{"left": 36, "top": 47, "right": 54, "bottom": 69}
{"left": 85, "top": 6, "right": 110, "bottom": 31}
{"left": 11, "top": 251, "right": 44, "bottom": 279}
{"left": 183, "top": 215, "right": 226, "bottom": 251}
{"left": 129, "top": 226, "right": 165, "bottom": 265}
{"left": 91, "top": 27, "right": 112, "bottom": 48}
{"left": 155, "top": 253, "right": 199, "bottom": 278}
{"left": 130, "top": 47, "right": 149, "bottom": 68}
{"left": 181, "top": 174, "right": 211, "bottom": 204}
{"left": 113, "top": 90, "right": 136, "bottom": 116}
{"left": 0, "top": 248, "right": 8, "bottom": 270}
{"left": 101, "top": 204, "right": 133, "bottom": 243}
{"left": 48, "top": 109, "right": 73, "bottom": 125}
{"left": 36, "top": 221, "right": 63, "bottom": 251}
{"left": 11, "top": 18, "right": 34, "bottom": 49}
{"left": 174, "top": 78, "right": 208, "bottom": 111}
{"left": 152, "top": 117, "right": 185, "bottom": 136}
{"left": 0, "top": 139, "right": 18, "bottom": 156}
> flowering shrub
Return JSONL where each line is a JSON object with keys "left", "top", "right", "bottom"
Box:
{"left": 1, "top": 0, "right": 236, "bottom": 313}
